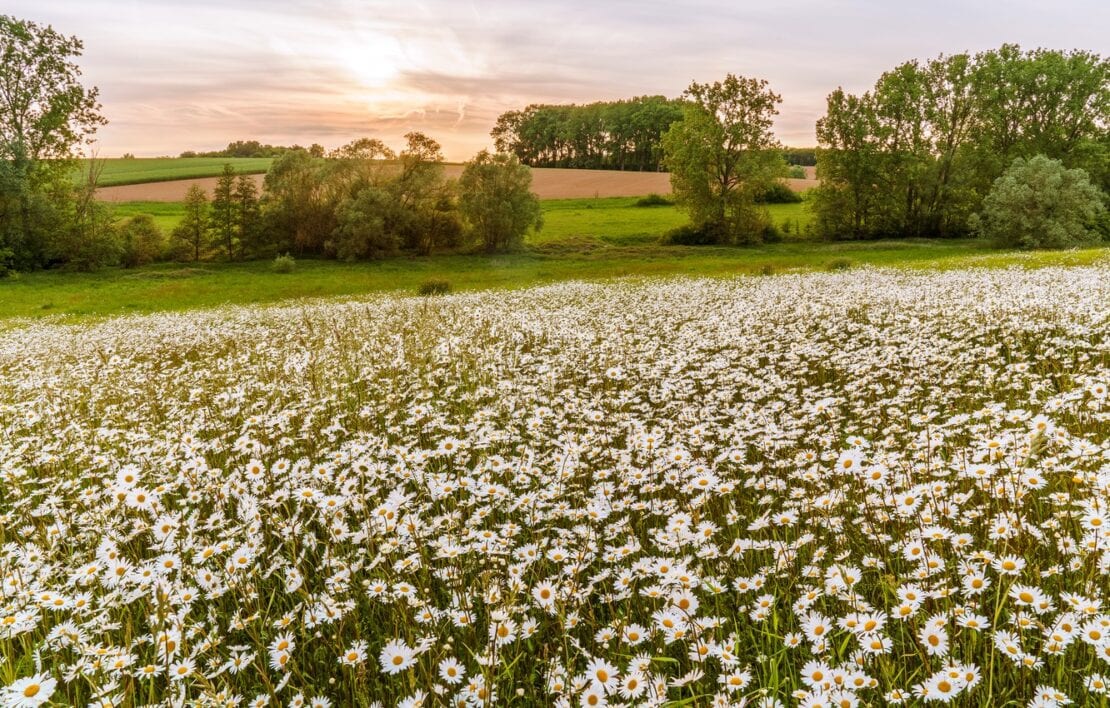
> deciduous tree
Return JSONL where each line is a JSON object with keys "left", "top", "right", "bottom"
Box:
{"left": 661, "top": 74, "right": 785, "bottom": 244}
{"left": 0, "top": 15, "right": 106, "bottom": 270}
{"left": 457, "top": 151, "right": 542, "bottom": 253}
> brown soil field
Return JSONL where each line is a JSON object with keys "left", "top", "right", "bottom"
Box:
{"left": 96, "top": 165, "right": 818, "bottom": 202}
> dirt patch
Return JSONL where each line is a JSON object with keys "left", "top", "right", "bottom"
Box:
{"left": 96, "top": 165, "right": 818, "bottom": 202}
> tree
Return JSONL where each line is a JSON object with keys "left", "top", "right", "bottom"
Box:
{"left": 210, "top": 164, "right": 237, "bottom": 259}
{"left": 332, "top": 133, "right": 460, "bottom": 259}
{"left": 118, "top": 214, "right": 164, "bottom": 267}
{"left": 0, "top": 15, "right": 106, "bottom": 270}
{"left": 173, "top": 185, "right": 209, "bottom": 261}
{"left": 457, "top": 151, "right": 542, "bottom": 253}
{"left": 813, "top": 46, "right": 1109, "bottom": 240}
{"left": 661, "top": 74, "right": 786, "bottom": 244}
{"left": 972, "top": 155, "right": 1105, "bottom": 249}
{"left": 262, "top": 149, "right": 337, "bottom": 254}
{"left": 233, "top": 175, "right": 262, "bottom": 257}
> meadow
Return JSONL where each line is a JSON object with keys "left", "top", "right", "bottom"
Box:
{"left": 3, "top": 235, "right": 1109, "bottom": 324}
{"left": 108, "top": 198, "right": 810, "bottom": 245}
{"left": 0, "top": 267, "right": 1107, "bottom": 707}
{"left": 78, "top": 158, "right": 274, "bottom": 187}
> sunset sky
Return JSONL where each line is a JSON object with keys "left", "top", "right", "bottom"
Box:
{"left": 10, "top": 0, "right": 1109, "bottom": 160}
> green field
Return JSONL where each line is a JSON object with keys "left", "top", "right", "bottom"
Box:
{"left": 111, "top": 197, "right": 815, "bottom": 242}
{"left": 1, "top": 238, "right": 1105, "bottom": 324}
{"left": 78, "top": 157, "right": 273, "bottom": 186}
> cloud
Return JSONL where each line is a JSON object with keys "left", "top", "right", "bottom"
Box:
{"left": 9, "top": 0, "right": 1109, "bottom": 158}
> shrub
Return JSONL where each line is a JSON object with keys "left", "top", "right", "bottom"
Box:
{"left": 787, "top": 165, "right": 807, "bottom": 179}
{"left": 0, "top": 247, "right": 14, "bottom": 278}
{"left": 118, "top": 215, "right": 164, "bottom": 268}
{"left": 417, "top": 278, "right": 451, "bottom": 296}
{"left": 973, "top": 154, "right": 1106, "bottom": 249}
{"left": 634, "top": 193, "right": 673, "bottom": 207}
{"left": 762, "top": 222, "right": 782, "bottom": 243}
{"left": 271, "top": 253, "right": 296, "bottom": 273}
{"left": 826, "top": 257, "right": 853, "bottom": 271}
{"left": 754, "top": 182, "right": 803, "bottom": 204}
{"left": 664, "top": 224, "right": 722, "bottom": 245}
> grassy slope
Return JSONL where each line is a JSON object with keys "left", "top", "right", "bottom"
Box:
{"left": 2, "top": 239, "right": 1105, "bottom": 324}
{"left": 80, "top": 158, "right": 273, "bottom": 187}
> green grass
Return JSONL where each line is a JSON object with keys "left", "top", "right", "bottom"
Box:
{"left": 2, "top": 239, "right": 1105, "bottom": 324}
{"left": 79, "top": 158, "right": 273, "bottom": 187}
{"left": 109, "top": 197, "right": 815, "bottom": 242}
{"left": 6, "top": 193, "right": 1105, "bottom": 325}
{"left": 110, "top": 201, "right": 191, "bottom": 232}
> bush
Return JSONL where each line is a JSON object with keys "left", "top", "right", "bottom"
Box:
{"left": 417, "top": 278, "right": 451, "bottom": 296}
{"left": 118, "top": 215, "right": 164, "bottom": 268}
{"left": 271, "top": 254, "right": 296, "bottom": 273}
{"left": 664, "top": 224, "right": 722, "bottom": 245}
{"left": 826, "top": 257, "right": 853, "bottom": 271}
{"left": 0, "top": 247, "right": 14, "bottom": 278}
{"left": 634, "top": 193, "right": 674, "bottom": 207}
{"left": 973, "top": 154, "right": 1106, "bottom": 249}
{"left": 458, "top": 151, "right": 543, "bottom": 253}
{"left": 787, "top": 165, "right": 807, "bottom": 179}
{"left": 762, "top": 222, "right": 782, "bottom": 243}
{"left": 755, "top": 182, "right": 803, "bottom": 204}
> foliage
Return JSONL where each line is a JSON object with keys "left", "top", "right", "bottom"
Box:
{"left": 261, "top": 149, "right": 343, "bottom": 255}
{"left": 491, "top": 96, "right": 685, "bottom": 171}
{"left": 813, "top": 46, "right": 1109, "bottom": 240}
{"left": 233, "top": 174, "right": 263, "bottom": 258}
{"left": 0, "top": 15, "right": 106, "bottom": 270}
{"left": 662, "top": 74, "right": 787, "bottom": 244}
{"left": 783, "top": 147, "right": 817, "bottom": 166}
{"left": 633, "top": 193, "right": 673, "bottom": 207}
{"left": 209, "top": 164, "right": 238, "bottom": 259}
{"left": 972, "top": 154, "right": 1106, "bottom": 248}
{"left": 117, "top": 214, "right": 164, "bottom": 267}
{"left": 331, "top": 133, "right": 460, "bottom": 259}
{"left": 755, "top": 182, "right": 804, "bottom": 204}
{"left": 416, "top": 278, "right": 451, "bottom": 295}
{"left": 172, "top": 185, "right": 209, "bottom": 262}
{"left": 787, "top": 164, "right": 808, "bottom": 179}
{"left": 180, "top": 139, "right": 302, "bottom": 158}
{"left": 270, "top": 253, "right": 296, "bottom": 273}
{"left": 458, "top": 151, "right": 543, "bottom": 253}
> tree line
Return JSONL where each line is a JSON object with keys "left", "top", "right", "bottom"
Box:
{"left": 180, "top": 139, "right": 326, "bottom": 159}
{"left": 102, "top": 136, "right": 543, "bottom": 269}
{"left": 812, "top": 45, "right": 1109, "bottom": 240}
{"left": 491, "top": 96, "right": 686, "bottom": 171}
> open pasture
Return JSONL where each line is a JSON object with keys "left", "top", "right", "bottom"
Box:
{"left": 81, "top": 158, "right": 275, "bottom": 187}
{"left": 0, "top": 267, "right": 1107, "bottom": 706}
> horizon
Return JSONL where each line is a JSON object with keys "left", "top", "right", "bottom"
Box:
{"left": 8, "top": 0, "right": 1110, "bottom": 161}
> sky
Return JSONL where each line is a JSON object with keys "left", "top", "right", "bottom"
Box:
{"left": 9, "top": 0, "right": 1109, "bottom": 160}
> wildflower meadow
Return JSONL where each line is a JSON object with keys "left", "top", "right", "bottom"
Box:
{"left": 1, "top": 266, "right": 1108, "bottom": 708}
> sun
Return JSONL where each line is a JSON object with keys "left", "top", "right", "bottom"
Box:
{"left": 335, "top": 33, "right": 404, "bottom": 89}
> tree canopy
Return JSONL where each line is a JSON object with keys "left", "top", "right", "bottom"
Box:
{"left": 492, "top": 96, "right": 685, "bottom": 171}
{"left": 661, "top": 74, "right": 786, "bottom": 244}
{"left": 0, "top": 15, "right": 106, "bottom": 270}
{"left": 812, "top": 45, "right": 1109, "bottom": 240}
